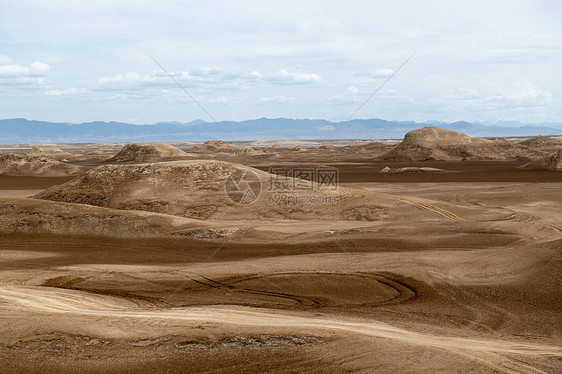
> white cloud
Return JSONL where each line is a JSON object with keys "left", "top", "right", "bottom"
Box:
{"left": 450, "top": 89, "right": 481, "bottom": 101}
{"left": 30, "top": 61, "right": 50, "bottom": 74}
{"left": 189, "top": 66, "right": 224, "bottom": 76}
{"left": 264, "top": 69, "right": 321, "bottom": 84}
{"left": 97, "top": 71, "right": 156, "bottom": 84}
{"left": 249, "top": 70, "right": 262, "bottom": 79}
{"left": 451, "top": 81, "right": 552, "bottom": 110}
{"left": 497, "top": 80, "right": 552, "bottom": 106}
{"left": 45, "top": 88, "right": 87, "bottom": 97}
{"left": 373, "top": 69, "right": 393, "bottom": 78}
{"left": 95, "top": 67, "right": 322, "bottom": 90}
{"left": 208, "top": 96, "right": 239, "bottom": 104}
{"left": 328, "top": 88, "right": 363, "bottom": 105}
{"left": 0, "top": 60, "right": 51, "bottom": 87}
{"left": 0, "top": 61, "right": 50, "bottom": 77}
{"left": 0, "top": 65, "right": 28, "bottom": 76}
{"left": 257, "top": 95, "right": 296, "bottom": 105}
{"left": 90, "top": 66, "right": 321, "bottom": 102}
{"left": 293, "top": 72, "right": 321, "bottom": 82}
{"left": 0, "top": 55, "right": 14, "bottom": 65}
{"left": 2, "top": 1, "right": 561, "bottom": 123}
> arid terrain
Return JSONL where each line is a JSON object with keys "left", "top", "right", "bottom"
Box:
{"left": 0, "top": 128, "right": 561, "bottom": 373}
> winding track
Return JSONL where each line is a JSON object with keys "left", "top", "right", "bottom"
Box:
{"left": 391, "top": 195, "right": 465, "bottom": 221}
{"left": 368, "top": 191, "right": 465, "bottom": 221}
{"left": 1, "top": 284, "right": 560, "bottom": 361}
{"left": 186, "top": 271, "right": 417, "bottom": 308}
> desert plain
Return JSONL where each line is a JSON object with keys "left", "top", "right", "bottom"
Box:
{"left": 0, "top": 127, "right": 561, "bottom": 373}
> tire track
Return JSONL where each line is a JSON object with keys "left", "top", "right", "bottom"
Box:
{"left": 0, "top": 284, "right": 560, "bottom": 359}
{"left": 184, "top": 272, "right": 417, "bottom": 308}
{"left": 1, "top": 284, "right": 560, "bottom": 373}
{"left": 408, "top": 201, "right": 463, "bottom": 221}
{"left": 190, "top": 274, "right": 321, "bottom": 307}
{"left": 382, "top": 194, "right": 465, "bottom": 221}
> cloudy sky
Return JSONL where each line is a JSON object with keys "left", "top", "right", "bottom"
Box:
{"left": 1, "top": 0, "right": 560, "bottom": 124}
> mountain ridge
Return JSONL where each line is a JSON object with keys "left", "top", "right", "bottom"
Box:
{"left": 1, "top": 118, "right": 561, "bottom": 144}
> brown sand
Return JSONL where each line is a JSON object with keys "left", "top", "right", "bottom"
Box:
{"left": 0, "top": 139, "right": 560, "bottom": 373}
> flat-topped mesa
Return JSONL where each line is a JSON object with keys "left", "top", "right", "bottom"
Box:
{"left": 400, "top": 126, "right": 483, "bottom": 146}
{"left": 108, "top": 143, "right": 189, "bottom": 163}
{"left": 383, "top": 126, "right": 544, "bottom": 161}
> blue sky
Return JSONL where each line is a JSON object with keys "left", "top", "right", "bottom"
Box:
{"left": 1, "top": 0, "right": 560, "bottom": 124}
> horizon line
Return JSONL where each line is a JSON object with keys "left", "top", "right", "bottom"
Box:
{"left": 2, "top": 117, "right": 561, "bottom": 127}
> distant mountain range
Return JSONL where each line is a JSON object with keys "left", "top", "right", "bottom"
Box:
{"left": 1, "top": 118, "right": 561, "bottom": 144}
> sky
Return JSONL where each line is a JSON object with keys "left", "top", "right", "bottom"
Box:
{"left": 0, "top": 0, "right": 561, "bottom": 125}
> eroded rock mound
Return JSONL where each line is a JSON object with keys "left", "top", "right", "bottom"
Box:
{"left": 403, "top": 126, "right": 477, "bottom": 146}
{"left": 33, "top": 160, "right": 438, "bottom": 222}
{"left": 108, "top": 143, "right": 189, "bottom": 163}
{"left": 0, "top": 198, "right": 210, "bottom": 237}
{"left": 81, "top": 148, "right": 119, "bottom": 161}
{"left": 347, "top": 141, "right": 392, "bottom": 156}
{"left": 520, "top": 136, "right": 562, "bottom": 151}
{"left": 28, "top": 147, "right": 118, "bottom": 162}
{"left": 0, "top": 152, "right": 83, "bottom": 176}
{"left": 28, "top": 147, "right": 74, "bottom": 160}
{"left": 35, "top": 161, "right": 235, "bottom": 214}
{"left": 192, "top": 140, "right": 258, "bottom": 155}
{"left": 383, "top": 127, "right": 482, "bottom": 161}
{"left": 293, "top": 145, "right": 309, "bottom": 152}
{"left": 522, "top": 149, "right": 562, "bottom": 170}
{"left": 383, "top": 126, "right": 543, "bottom": 161}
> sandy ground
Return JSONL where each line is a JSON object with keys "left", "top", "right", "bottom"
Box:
{"left": 0, "top": 190, "right": 42, "bottom": 198}
{"left": 0, "top": 154, "right": 560, "bottom": 373}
